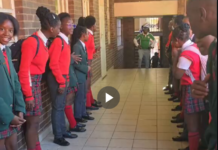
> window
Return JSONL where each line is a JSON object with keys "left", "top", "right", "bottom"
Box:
{"left": 0, "top": 0, "right": 16, "bottom": 44}
{"left": 135, "top": 17, "right": 162, "bottom": 32}
{"left": 107, "top": 0, "right": 111, "bottom": 45}
{"left": 56, "top": 0, "right": 69, "bottom": 14}
{"left": 82, "top": 0, "right": 89, "bottom": 17}
{"left": 117, "top": 19, "right": 122, "bottom": 47}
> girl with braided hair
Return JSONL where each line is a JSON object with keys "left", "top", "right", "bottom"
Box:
{"left": 18, "top": 6, "right": 61, "bottom": 150}
{"left": 172, "top": 23, "right": 205, "bottom": 150}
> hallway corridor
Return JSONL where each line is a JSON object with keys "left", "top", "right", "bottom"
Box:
{"left": 41, "top": 68, "right": 188, "bottom": 150}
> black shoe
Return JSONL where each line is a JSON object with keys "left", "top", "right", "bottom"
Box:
{"left": 92, "top": 102, "right": 102, "bottom": 107}
{"left": 75, "top": 118, "right": 88, "bottom": 123}
{"left": 168, "top": 96, "right": 178, "bottom": 101}
{"left": 177, "top": 124, "right": 184, "bottom": 128}
{"left": 86, "top": 106, "right": 99, "bottom": 110}
{"left": 87, "top": 111, "right": 92, "bottom": 115}
{"left": 69, "top": 126, "right": 86, "bottom": 132}
{"left": 77, "top": 123, "right": 86, "bottom": 128}
{"left": 172, "top": 105, "right": 182, "bottom": 111}
{"left": 172, "top": 136, "right": 188, "bottom": 142}
{"left": 53, "top": 138, "right": 70, "bottom": 146}
{"left": 94, "top": 99, "right": 101, "bottom": 104}
{"left": 173, "top": 98, "right": 180, "bottom": 103}
{"left": 163, "top": 86, "right": 170, "bottom": 91}
{"left": 172, "top": 113, "right": 181, "bottom": 119}
{"left": 171, "top": 118, "right": 184, "bottom": 123}
{"left": 178, "top": 147, "right": 189, "bottom": 150}
{"left": 82, "top": 115, "right": 95, "bottom": 120}
{"left": 165, "top": 91, "right": 173, "bottom": 95}
{"left": 63, "top": 131, "right": 78, "bottom": 139}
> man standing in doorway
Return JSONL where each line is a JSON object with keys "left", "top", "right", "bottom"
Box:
{"left": 134, "top": 24, "right": 156, "bottom": 69}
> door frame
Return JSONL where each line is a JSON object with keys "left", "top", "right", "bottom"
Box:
{"left": 99, "top": 0, "right": 107, "bottom": 78}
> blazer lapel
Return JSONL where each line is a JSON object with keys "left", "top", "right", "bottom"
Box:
{"left": 0, "top": 50, "right": 13, "bottom": 87}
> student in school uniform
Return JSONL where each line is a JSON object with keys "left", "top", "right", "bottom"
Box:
{"left": 0, "top": 12, "right": 26, "bottom": 150}
{"left": 18, "top": 7, "right": 61, "bottom": 150}
{"left": 172, "top": 23, "right": 205, "bottom": 150}
{"left": 56, "top": 13, "right": 86, "bottom": 133}
{"left": 47, "top": 12, "right": 78, "bottom": 146}
{"left": 73, "top": 26, "right": 92, "bottom": 123}
{"left": 71, "top": 17, "right": 85, "bottom": 47}
{"left": 84, "top": 16, "right": 102, "bottom": 110}
{"left": 188, "top": 0, "right": 217, "bottom": 149}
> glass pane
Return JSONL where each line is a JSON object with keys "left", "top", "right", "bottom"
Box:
{"left": 117, "top": 36, "right": 121, "bottom": 46}
{"left": 117, "top": 27, "right": 121, "bottom": 36}
{"left": 117, "top": 19, "right": 121, "bottom": 27}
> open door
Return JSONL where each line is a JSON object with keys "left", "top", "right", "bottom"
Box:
{"left": 99, "top": 0, "right": 107, "bottom": 78}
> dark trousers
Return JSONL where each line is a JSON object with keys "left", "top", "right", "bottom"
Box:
{"left": 47, "top": 72, "right": 67, "bottom": 139}
{"left": 74, "top": 82, "right": 87, "bottom": 119}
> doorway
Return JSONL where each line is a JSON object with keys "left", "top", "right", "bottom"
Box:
{"left": 99, "top": 0, "right": 107, "bottom": 78}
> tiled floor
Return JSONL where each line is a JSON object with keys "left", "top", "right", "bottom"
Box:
{"left": 41, "top": 68, "right": 188, "bottom": 150}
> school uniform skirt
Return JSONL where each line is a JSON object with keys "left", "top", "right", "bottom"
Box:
{"left": 67, "top": 85, "right": 78, "bottom": 95}
{"left": 25, "top": 75, "right": 42, "bottom": 116}
{"left": 182, "top": 85, "right": 205, "bottom": 114}
{"left": 0, "top": 127, "right": 17, "bottom": 140}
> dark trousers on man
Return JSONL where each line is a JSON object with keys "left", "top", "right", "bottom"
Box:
{"left": 74, "top": 82, "right": 87, "bottom": 119}
{"left": 47, "top": 72, "right": 68, "bottom": 139}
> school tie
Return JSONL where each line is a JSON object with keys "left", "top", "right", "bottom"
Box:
{"left": 2, "top": 48, "right": 6, "bottom": 56}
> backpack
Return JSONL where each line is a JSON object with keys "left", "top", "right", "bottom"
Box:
{"left": 183, "top": 45, "right": 208, "bottom": 82}
{"left": 10, "top": 35, "right": 40, "bottom": 73}
{"left": 42, "top": 36, "right": 64, "bottom": 80}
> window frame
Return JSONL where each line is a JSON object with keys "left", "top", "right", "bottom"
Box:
{"left": 107, "top": 0, "right": 111, "bottom": 45}
{"left": 82, "top": 0, "right": 89, "bottom": 17}
{"left": 56, "top": 0, "right": 69, "bottom": 14}
{"left": 117, "top": 19, "right": 123, "bottom": 48}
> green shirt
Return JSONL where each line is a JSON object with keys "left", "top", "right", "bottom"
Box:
{"left": 135, "top": 33, "right": 155, "bottom": 49}
{"left": 205, "top": 40, "right": 217, "bottom": 150}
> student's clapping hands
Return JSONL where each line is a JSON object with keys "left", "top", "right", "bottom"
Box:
{"left": 71, "top": 52, "right": 82, "bottom": 64}
{"left": 191, "top": 74, "right": 210, "bottom": 99}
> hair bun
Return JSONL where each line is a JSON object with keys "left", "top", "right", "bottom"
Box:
{"left": 36, "top": 6, "right": 51, "bottom": 21}
{"left": 180, "top": 23, "right": 190, "bottom": 32}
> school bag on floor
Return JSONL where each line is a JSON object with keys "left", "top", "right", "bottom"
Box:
{"left": 10, "top": 35, "right": 40, "bottom": 73}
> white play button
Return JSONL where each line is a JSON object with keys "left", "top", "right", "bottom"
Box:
{"left": 106, "top": 93, "right": 113, "bottom": 103}
{"left": 97, "top": 86, "right": 120, "bottom": 109}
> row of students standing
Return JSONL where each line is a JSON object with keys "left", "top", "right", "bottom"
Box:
{"left": 0, "top": 6, "right": 102, "bottom": 150}
{"left": 164, "top": 11, "right": 217, "bottom": 150}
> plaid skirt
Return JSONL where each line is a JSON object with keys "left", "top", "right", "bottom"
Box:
{"left": 0, "top": 127, "right": 17, "bottom": 140}
{"left": 182, "top": 85, "right": 205, "bottom": 114}
{"left": 25, "top": 75, "right": 42, "bottom": 116}
{"left": 67, "top": 85, "right": 78, "bottom": 95}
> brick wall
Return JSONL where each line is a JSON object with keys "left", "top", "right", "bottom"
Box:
{"left": 14, "top": 0, "right": 118, "bottom": 149}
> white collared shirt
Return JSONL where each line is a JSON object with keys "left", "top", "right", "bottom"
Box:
{"left": 177, "top": 39, "right": 194, "bottom": 70}
{"left": 59, "top": 32, "right": 69, "bottom": 44}
{"left": 79, "top": 40, "right": 86, "bottom": 51}
{"left": 87, "top": 29, "right": 93, "bottom": 35}
{"left": 0, "top": 44, "right": 5, "bottom": 52}
{"left": 37, "top": 30, "right": 48, "bottom": 46}
{"left": 181, "top": 39, "right": 194, "bottom": 51}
